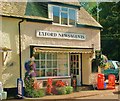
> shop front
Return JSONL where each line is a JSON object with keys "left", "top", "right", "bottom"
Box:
{"left": 20, "top": 18, "right": 100, "bottom": 87}
{"left": 29, "top": 45, "right": 93, "bottom": 86}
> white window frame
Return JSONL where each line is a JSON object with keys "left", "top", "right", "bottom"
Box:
{"left": 34, "top": 52, "right": 69, "bottom": 78}
{"left": 49, "top": 4, "right": 77, "bottom": 27}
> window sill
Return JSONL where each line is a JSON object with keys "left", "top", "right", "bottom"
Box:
{"left": 52, "top": 23, "right": 76, "bottom": 27}
{"left": 36, "top": 76, "right": 71, "bottom": 80}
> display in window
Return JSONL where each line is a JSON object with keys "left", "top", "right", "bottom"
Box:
{"left": 47, "top": 61, "right": 52, "bottom": 68}
{"left": 34, "top": 52, "right": 69, "bottom": 77}
{"left": 46, "top": 69, "right": 52, "bottom": 76}
{"left": 36, "top": 70, "right": 40, "bottom": 77}
{"left": 41, "top": 69, "right": 45, "bottom": 77}
{"left": 53, "top": 69, "right": 57, "bottom": 76}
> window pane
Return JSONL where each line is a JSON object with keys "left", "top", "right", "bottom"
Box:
{"left": 53, "top": 6, "right": 59, "bottom": 23}
{"left": 36, "top": 70, "right": 41, "bottom": 77}
{"left": 46, "top": 69, "right": 52, "bottom": 76}
{"left": 57, "top": 53, "right": 68, "bottom": 76}
{"left": 47, "top": 61, "right": 52, "bottom": 68}
{"left": 47, "top": 53, "right": 52, "bottom": 60}
{"left": 53, "top": 69, "right": 57, "bottom": 76}
{"left": 41, "top": 53, "right": 45, "bottom": 59}
{"left": 35, "top": 61, "right": 39, "bottom": 68}
{"left": 69, "top": 9, "right": 76, "bottom": 25}
{"left": 34, "top": 53, "right": 39, "bottom": 59}
{"left": 41, "top": 69, "right": 45, "bottom": 77}
{"left": 53, "top": 53, "right": 57, "bottom": 60}
{"left": 53, "top": 61, "right": 57, "bottom": 68}
{"left": 61, "top": 7, "right": 67, "bottom": 11}
{"left": 61, "top": 12, "right": 68, "bottom": 25}
{"left": 77, "top": 69, "right": 79, "bottom": 75}
{"left": 41, "top": 61, "right": 45, "bottom": 68}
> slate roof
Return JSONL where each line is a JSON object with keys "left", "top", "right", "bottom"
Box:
{"left": 49, "top": 0, "right": 80, "bottom": 7}
{"left": 0, "top": 1, "right": 102, "bottom": 28}
{"left": 78, "top": 7, "right": 102, "bottom": 28}
{"left": 0, "top": 2, "right": 52, "bottom": 21}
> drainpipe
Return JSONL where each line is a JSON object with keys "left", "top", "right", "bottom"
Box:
{"left": 18, "top": 19, "right": 24, "bottom": 79}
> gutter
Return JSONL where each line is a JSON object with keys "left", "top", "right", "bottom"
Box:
{"left": 77, "top": 23, "right": 103, "bottom": 30}
{"left": 1, "top": 14, "right": 53, "bottom": 23}
{"left": 18, "top": 19, "right": 24, "bottom": 79}
{"left": 48, "top": 2, "right": 81, "bottom": 9}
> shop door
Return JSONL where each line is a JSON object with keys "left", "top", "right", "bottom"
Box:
{"left": 70, "top": 54, "right": 81, "bottom": 86}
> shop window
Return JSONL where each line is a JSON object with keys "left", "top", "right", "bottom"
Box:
{"left": 53, "top": 6, "right": 76, "bottom": 26}
{"left": 92, "top": 59, "right": 98, "bottom": 73}
{"left": 34, "top": 52, "right": 69, "bottom": 77}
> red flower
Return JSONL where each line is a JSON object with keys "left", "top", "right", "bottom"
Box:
{"left": 56, "top": 80, "right": 65, "bottom": 87}
{"left": 46, "top": 78, "right": 53, "bottom": 94}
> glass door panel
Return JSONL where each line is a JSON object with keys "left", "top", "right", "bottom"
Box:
{"left": 70, "top": 54, "right": 81, "bottom": 86}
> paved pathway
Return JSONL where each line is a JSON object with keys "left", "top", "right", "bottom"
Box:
{"left": 6, "top": 85, "right": 119, "bottom": 100}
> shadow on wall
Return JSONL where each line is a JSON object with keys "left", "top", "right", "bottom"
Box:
{"left": 2, "top": 54, "right": 19, "bottom": 88}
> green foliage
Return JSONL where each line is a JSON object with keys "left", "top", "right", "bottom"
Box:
{"left": 99, "top": 56, "right": 107, "bottom": 68}
{"left": 65, "top": 86, "right": 73, "bottom": 94}
{"left": 56, "top": 87, "right": 67, "bottom": 95}
{"left": 80, "top": 2, "right": 97, "bottom": 20}
{"left": 24, "top": 67, "right": 45, "bottom": 97}
{"left": 56, "top": 86, "right": 73, "bottom": 95}
{"left": 88, "top": 2, "right": 120, "bottom": 61}
{"left": 52, "top": 81, "right": 57, "bottom": 86}
{"left": 99, "top": 2, "right": 120, "bottom": 61}
{"left": 37, "top": 89, "right": 45, "bottom": 97}
{"left": 25, "top": 88, "right": 45, "bottom": 98}
{"left": 24, "top": 72, "right": 34, "bottom": 90}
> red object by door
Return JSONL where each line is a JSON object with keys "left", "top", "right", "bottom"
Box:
{"left": 97, "top": 73, "right": 105, "bottom": 90}
{"left": 107, "top": 74, "right": 115, "bottom": 89}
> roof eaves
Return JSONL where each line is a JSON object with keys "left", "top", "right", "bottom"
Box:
{"left": 77, "top": 23, "right": 103, "bottom": 30}
{"left": 1, "top": 13, "right": 53, "bottom": 22}
{"left": 48, "top": 2, "right": 81, "bottom": 9}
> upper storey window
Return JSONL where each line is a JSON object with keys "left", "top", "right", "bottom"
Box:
{"left": 53, "top": 6, "right": 76, "bottom": 26}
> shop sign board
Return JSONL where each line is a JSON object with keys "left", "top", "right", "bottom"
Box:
{"left": 36, "top": 30, "right": 86, "bottom": 40}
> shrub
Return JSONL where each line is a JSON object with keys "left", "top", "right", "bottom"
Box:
{"left": 56, "top": 87, "right": 66, "bottom": 95}
{"left": 38, "top": 89, "right": 45, "bottom": 97}
{"left": 51, "top": 87, "right": 58, "bottom": 95}
{"left": 25, "top": 88, "right": 45, "bottom": 98}
{"left": 65, "top": 86, "right": 73, "bottom": 94}
{"left": 52, "top": 81, "right": 57, "bottom": 86}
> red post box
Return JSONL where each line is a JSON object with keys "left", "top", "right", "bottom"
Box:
{"left": 107, "top": 74, "right": 115, "bottom": 89}
{"left": 97, "top": 73, "right": 105, "bottom": 90}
